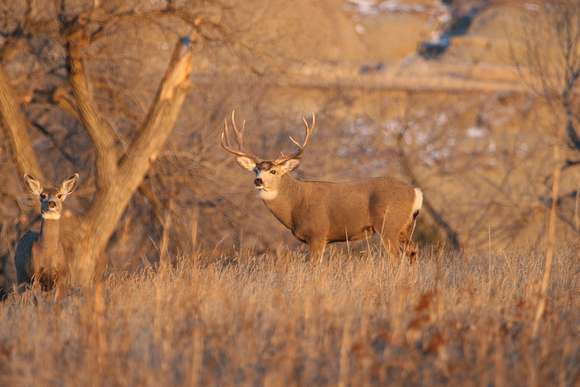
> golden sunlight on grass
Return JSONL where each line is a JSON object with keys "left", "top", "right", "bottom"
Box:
{"left": 0, "top": 246, "right": 577, "bottom": 386}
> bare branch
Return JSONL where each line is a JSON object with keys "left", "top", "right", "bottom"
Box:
{"left": 30, "top": 120, "right": 76, "bottom": 165}
{"left": 66, "top": 29, "right": 119, "bottom": 189}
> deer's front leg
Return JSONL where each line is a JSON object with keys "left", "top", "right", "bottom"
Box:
{"left": 308, "top": 239, "right": 327, "bottom": 263}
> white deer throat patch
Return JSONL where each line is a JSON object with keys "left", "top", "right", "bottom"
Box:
{"left": 258, "top": 189, "right": 279, "bottom": 201}
{"left": 42, "top": 212, "right": 61, "bottom": 220}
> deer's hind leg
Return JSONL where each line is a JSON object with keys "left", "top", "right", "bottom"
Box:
{"left": 400, "top": 211, "right": 420, "bottom": 263}
{"left": 370, "top": 217, "right": 401, "bottom": 261}
{"left": 378, "top": 227, "right": 401, "bottom": 261}
{"left": 371, "top": 209, "right": 403, "bottom": 261}
{"left": 399, "top": 231, "right": 418, "bottom": 263}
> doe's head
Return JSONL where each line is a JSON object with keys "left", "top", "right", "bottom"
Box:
{"left": 220, "top": 111, "right": 315, "bottom": 200}
{"left": 24, "top": 174, "right": 79, "bottom": 220}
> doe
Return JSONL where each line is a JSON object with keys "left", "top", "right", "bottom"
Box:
{"left": 15, "top": 174, "right": 79, "bottom": 291}
{"left": 221, "top": 112, "right": 422, "bottom": 261}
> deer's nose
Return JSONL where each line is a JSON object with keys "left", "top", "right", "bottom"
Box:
{"left": 48, "top": 201, "right": 57, "bottom": 209}
{"left": 254, "top": 178, "right": 263, "bottom": 186}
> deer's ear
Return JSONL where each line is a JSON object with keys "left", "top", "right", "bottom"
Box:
{"left": 280, "top": 158, "right": 301, "bottom": 174}
{"left": 24, "top": 175, "right": 43, "bottom": 196}
{"left": 59, "top": 173, "right": 79, "bottom": 197}
{"left": 236, "top": 156, "right": 256, "bottom": 171}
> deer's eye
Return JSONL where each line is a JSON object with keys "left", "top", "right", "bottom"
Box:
{"left": 56, "top": 193, "right": 63, "bottom": 200}
{"left": 40, "top": 193, "right": 47, "bottom": 199}
{"left": 270, "top": 170, "right": 277, "bottom": 175}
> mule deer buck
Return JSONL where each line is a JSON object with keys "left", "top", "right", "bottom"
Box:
{"left": 15, "top": 174, "right": 79, "bottom": 292}
{"left": 221, "top": 112, "right": 423, "bottom": 261}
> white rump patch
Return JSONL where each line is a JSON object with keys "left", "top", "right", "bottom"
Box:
{"left": 412, "top": 188, "right": 423, "bottom": 214}
{"left": 259, "top": 189, "right": 279, "bottom": 201}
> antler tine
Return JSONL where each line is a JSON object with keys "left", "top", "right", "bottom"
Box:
{"left": 230, "top": 110, "right": 247, "bottom": 148}
{"left": 220, "top": 110, "right": 256, "bottom": 159}
{"left": 297, "top": 113, "right": 315, "bottom": 148}
{"left": 278, "top": 113, "right": 316, "bottom": 163}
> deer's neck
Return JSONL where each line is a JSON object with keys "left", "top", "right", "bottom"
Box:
{"left": 38, "top": 218, "right": 61, "bottom": 256}
{"left": 262, "top": 174, "right": 304, "bottom": 230}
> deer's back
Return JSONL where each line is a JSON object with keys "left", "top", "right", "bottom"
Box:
{"left": 303, "top": 176, "right": 414, "bottom": 207}
{"left": 299, "top": 176, "right": 416, "bottom": 241}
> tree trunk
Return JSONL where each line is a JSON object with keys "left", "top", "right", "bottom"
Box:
{"left": 532, "top": 133, "right": 564, "bottom": 338}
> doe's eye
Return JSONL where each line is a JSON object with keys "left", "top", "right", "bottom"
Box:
{"left": 56, "top": 194, "right": 63, "bottom": 200}
{"left": 269, "top": 170, "right": 277, "bottom": 175}
{"left": 40, "top": 193, "right": 47, "bottom": 199}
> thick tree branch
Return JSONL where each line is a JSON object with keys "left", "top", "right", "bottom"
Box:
{"left": 118, "top": 34, "right": 195, "bottom": 182}
{"left": 66, "top": 29, "right": 119, "bottom": 189}
{"left": 0, "top": 67, "right": 43, "bottom": 179}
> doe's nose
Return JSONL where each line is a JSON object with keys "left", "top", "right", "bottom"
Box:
{"left": 48, "top": 201, "right": 57, "bottom": 209}
{"left": 254, "top": 178, "right": 263, "bottom": 186}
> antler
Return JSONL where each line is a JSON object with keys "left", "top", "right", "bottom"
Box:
{"left": 275, "top": 113, "right": 316, "bottom": 164}
{"left": 220, "top": 110, "right": 258, "bottom": 160}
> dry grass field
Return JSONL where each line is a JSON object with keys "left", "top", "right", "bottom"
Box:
{"left": 0, "top": 245, "right": 577, "bottom": 386}
{"left": 0, "top": 1, "right": 578, "bottom": 386}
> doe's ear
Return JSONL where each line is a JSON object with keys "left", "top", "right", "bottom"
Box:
{"left": 59, "top": 173, "right": 79, "bottom": 197}
{"left": 280, "top": 158, "right": 301, "bottom": 174}
{"left": 235, "top": 156, "right": 257, "bottom": 171}
{"left": 23, "top": 174, "right": 43, "bottom": 196}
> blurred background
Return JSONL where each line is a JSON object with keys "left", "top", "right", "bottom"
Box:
{"left": 0, "top": 0, "right": 578, "bottom": 288}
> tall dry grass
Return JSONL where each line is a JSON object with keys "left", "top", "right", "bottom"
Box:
{"left": 0, "top": 245, "right": 577, "bottom": 386}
